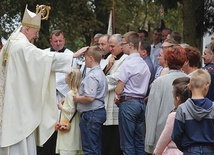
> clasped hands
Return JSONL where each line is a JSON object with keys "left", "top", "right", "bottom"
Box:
{"left": 104, "top": 55, "right": 116, "bottom": 74}
{"left": 107, "top": 55, "right": 116, "bottom": 67}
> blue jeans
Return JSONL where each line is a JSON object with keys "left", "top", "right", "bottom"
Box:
{"left": 184, "top": 146, "right": 214, "bottom": 155}
{"left": 119, "top": 99, "right": 146, "bottom": 155}
{"left": 79, "top": 108, "right": 106, "bottom": 155}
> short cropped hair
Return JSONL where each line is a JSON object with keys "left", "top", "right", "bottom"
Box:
{"left": 184, "top": 46, "right": 201, "bottom": 68}
{"left": 109, "top": 34, "right": 122, "bottom": 43}
{"left": 100, "top": 34, "right": 110, "bottom": 41}
{"left": 190, "top": 69, "right": 211, "bottom": 89}
{"left": 153, "top": 27, "right": 162, "bottom": 33}
{"left": 139, "top": 38, "right": 151, "bottom": 55}
{"left": 138, "top": 29, "right": 149, "bottom": 38}
{"left": 164, "top": 45, "right": 187, "bottom": 70}
{"left": 85, "top": 46, "right": 103, "bottom": 63}
{"left": 94, "top": 33, "right": 103, "bottom": 39}
{"left": 162, "top": 28, "right": 173, "bottom": 33}
{"left": 205, "top": 43, "right": 214, "bottom": 54}
{"left": 50, "top": 29, "right": 64, "bottom": 39}
{"left": 122, "top": 31, "right": 140, "bottom": 49}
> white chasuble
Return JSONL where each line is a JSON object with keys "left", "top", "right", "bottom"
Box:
{"left": 0, "top": 32, "right": 73, "bottom": 150}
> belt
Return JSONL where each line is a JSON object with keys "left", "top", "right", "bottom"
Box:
{"left": 119, "top": 96, "right": 145, "bottom": 103}
{"left": 81, "top": 107, "right": 105, "bottom": 114}
{"left": 207, "top": 146, "right": 214, "bottom": 150}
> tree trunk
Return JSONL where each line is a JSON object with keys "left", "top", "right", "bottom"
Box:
{"left": 182, "top": 0, "right": 196, "bottom": 47}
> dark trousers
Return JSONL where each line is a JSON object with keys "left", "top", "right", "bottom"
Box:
{"left": 101, "top": 125, "right": 123, "bottom": 155}
{"left": 37, "top": 131, "right": 59, "bottom": 155}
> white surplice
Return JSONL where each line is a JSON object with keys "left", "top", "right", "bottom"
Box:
{"left": 0, "top": 31, "right": 73, "bottom": 155}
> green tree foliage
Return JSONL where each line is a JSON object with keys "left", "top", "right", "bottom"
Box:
{"left": 47, "top": 0, "right": 104, "bottom": 50}
{"left": 156, "top": 0, "right": 214, "bottom": 47}
{"left": 0, "top": 0, "right": 111, "bottom": 50}
{"left": 0, "top": 0, "right": 213, "bottom": 50}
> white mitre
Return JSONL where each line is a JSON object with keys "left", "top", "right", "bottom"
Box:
{"left": 22, "top": 5, "right": 41, "bottom": 29}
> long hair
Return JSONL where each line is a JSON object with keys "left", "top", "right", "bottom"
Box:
{"left": 67, "top": 68, "right": 82, "bottom": 94}
{"left": 172, "top": 77, "right": 191, "bottom": 106}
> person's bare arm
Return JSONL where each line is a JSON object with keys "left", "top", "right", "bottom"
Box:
{"left": 114, "top": 80, "right": 125, "bottom": 106}
{"left": 73, "top": 93, "right": 94, "bottom": 104}
{"left": 73, "top": 46, "right": 89, "bottom": 58}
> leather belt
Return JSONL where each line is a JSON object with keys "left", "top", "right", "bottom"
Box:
{"left": 119, "top": 96, "right": 145, "bottom": 103}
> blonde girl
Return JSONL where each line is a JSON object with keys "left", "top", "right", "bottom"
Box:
{"left": 56, "top": 68, "right": 83, "bottom": 155}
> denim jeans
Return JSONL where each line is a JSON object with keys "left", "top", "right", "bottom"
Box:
{"left": 119, "top": 99, "right": 146, "bottom": 155}
{"left": 184, "top": 146, "right": 214, "bottom": 155}
{"left": 79, "top": 108, "right": 106, "bottom": 155}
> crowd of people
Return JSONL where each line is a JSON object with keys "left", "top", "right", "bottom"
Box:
{"left": 0, "top": 5, "right": 214, "bottom": 155}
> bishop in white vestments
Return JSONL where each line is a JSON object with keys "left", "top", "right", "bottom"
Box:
{"left": 0, "top": 5, "right": 87, "bottom": 155}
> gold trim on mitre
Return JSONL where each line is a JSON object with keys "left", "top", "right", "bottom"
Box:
{"left": 22, "top": 5, "right": 41, "bottom": 29}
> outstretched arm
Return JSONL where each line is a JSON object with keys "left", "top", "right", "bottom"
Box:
{"left": 73, "top": 46, "right": 89, "bottom": 58}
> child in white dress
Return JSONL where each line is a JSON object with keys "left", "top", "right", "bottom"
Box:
{"left": 55, "top": 68, "right": 83, "bottom": 155}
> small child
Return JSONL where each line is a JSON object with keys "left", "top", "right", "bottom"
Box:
{"left": 55, "top": 68, "right": 83, "bottom": 155}
{"left": 172, "top": 69, "right": 214, "bottom": 154}
{"left": 153, "top": 77, "right": 191, "bottom": 155}
{"left": 73, "top": 46, "right": 108, "bottom": 155}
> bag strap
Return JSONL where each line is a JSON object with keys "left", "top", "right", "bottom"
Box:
{"left": 58, "top": 109, "right": 77, "bottom": 123}
{"left": 69, "top": 110, "right": 77, "bottom": 123}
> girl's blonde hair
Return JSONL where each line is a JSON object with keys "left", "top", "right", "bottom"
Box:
{"left": 67, "top": 68, "right": 82, "bottom": 93}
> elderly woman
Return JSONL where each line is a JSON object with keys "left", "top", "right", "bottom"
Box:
{"left": 155, "top": 38, "right": 177, "bottom": 78}
{"left": 145, "top": 45, "right": 188, "bottom": 155}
